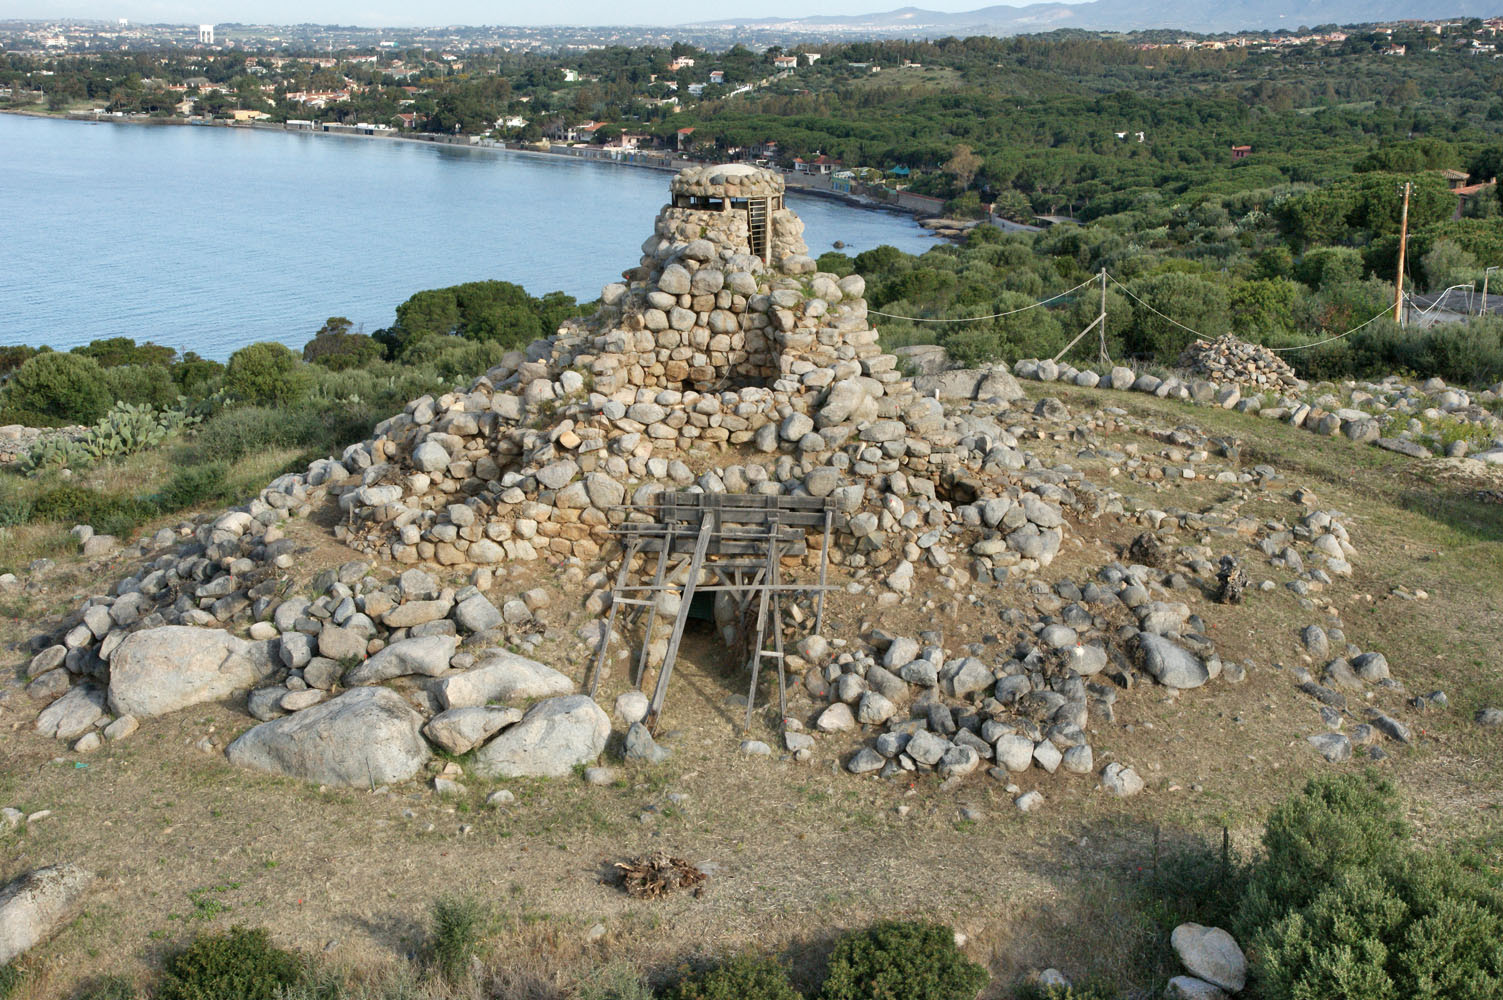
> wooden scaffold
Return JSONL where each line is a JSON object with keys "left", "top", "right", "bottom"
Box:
{"left": 586, "top": 493, "right": 836, "bottom": 732}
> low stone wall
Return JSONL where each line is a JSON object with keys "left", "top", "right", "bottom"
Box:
{"left": 1012, "top": 358, "right": 1503, "bottom": 468}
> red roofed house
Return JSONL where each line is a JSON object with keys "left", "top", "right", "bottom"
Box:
{"left": 1231, "top": 144, "right": 1252, "bottom": 161}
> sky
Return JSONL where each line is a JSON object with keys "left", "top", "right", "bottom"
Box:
{"left": 3, "top": 0, "right": 1075, "bottom": 27}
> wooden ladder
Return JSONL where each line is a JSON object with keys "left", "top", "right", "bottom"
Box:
{"left": 747, "top": 198, "right": 769, "bottom": 263}
{"left": 743, "top": 518, "right": 787, "bottom": 729}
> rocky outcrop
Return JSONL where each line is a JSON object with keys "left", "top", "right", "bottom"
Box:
{"left": 108, "top": 626, "right": 279, "bottom": 718}
{"left": 471, "top": 695, "right": 610, "bottom": 779}
{"left": 0, "top": 864, "right": 96, "bottom": 965}
{"left": 225, "top": 687, "right": 431, "bottom": 787}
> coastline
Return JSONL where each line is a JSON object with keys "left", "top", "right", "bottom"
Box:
{"left": 0, "top": 107, "right": 940, "bottom": 228}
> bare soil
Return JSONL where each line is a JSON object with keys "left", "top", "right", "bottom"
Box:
{"left": 2, "top": 383, "right": 1501, "bottom": 998}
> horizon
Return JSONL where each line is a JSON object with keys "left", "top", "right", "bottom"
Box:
{"left": 1, "top": 0, "right": 1092, "bottom": 29}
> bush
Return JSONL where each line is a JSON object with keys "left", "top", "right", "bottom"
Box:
{"left": 6, "top": 351, "right": 111, "bottom": 423}
{"left": 103, "top": 364, "right": 179, "bottom": 409}
{"left": 819, "top": 921, "right": 988, "bottom": 1000}
{"left": 27, "top": 485, "right": 155, "bottom": 537}
{"left": 1239, "top": 773, "right": 1503, "bottom": 999}
{"left": 156, "top": 462, "right": 231, "bottom": 511}
{"left": 428, "top": 896, "right": 485, "bottom": 983}
{"left": 158, "top": 926, "right": 302, "bottom": 1000}
{"left": 225, "top": 342, "right": 311, "bottom": 407}
{"left": 184, "top": 406, "right": 326, "bottom": 464}
{"left": 662, "top": 954, "right": 802, "bottom": 1000}
{"left": 1239, "top": 772, "right": 1407, "bottom": 935}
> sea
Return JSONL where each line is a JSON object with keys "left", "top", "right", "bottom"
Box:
{"left": 0, "top": 113, "right": 938, "bottom": 361}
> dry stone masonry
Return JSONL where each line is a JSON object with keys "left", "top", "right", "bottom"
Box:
{"left": 10, "top": 167, "right": 1436, "bottom": 809}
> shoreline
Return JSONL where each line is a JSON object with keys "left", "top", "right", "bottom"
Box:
{"left": 0, "top": 107, "right": 942, "bottom": 229}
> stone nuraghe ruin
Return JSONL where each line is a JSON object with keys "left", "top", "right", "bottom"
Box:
{"left": 22, "top": 165, "right": 1398, "bottom": 798}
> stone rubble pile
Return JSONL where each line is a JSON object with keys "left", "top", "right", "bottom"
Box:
{"left": 1178, "top": 334, "right": 1302, "bottom": 390}
{"left": 11, "top": 165, "right": 1426, "bottom": 803}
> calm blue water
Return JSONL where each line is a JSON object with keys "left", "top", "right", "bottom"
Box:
{"left": 0, "top": 114, "right": 936, "bottom": 360}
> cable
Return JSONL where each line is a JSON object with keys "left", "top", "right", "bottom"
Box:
{"left": 1263, "top": 305, "right": 1393, "bottom": 352}
{"left": 867, "top": 275, "right": 1096, "bottom": 324}
{"left": 1106, "top": 273, "right": 1209, "bottom": 340}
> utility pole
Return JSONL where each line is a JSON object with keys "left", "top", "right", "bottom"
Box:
{"left": 1098, "top": 267, "right": 1109, "bottom": 363}
{"left": 1393, "top": 181, "right": 1411, "bottom": 326}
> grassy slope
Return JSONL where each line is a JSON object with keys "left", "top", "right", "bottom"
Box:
{"left": 0, "top": 382, "right": 1499, "bottom": 998}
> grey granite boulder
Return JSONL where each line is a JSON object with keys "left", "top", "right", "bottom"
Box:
{"left": 1134, "top": 633, "right": 1209, "bottom": 689}
{"left": 435, "top": 650, "right": 573, "bottom": 709}
{"left": 1170, "top": 923, "right": 1246, "bottom": 993}
{"left": 0, "top": 864, "right": 96, "bottom": 965}
{"left": 344, "top": 635, "right": 457, "bottom": 685}
{"left": 108, "top": 626, "right": 279, "bottom": 719}
{"left": 225, "top": 687, "right": 431, "bottom": 787}
{"left": 470, "top": 695, "right": 610, "bottom": 779}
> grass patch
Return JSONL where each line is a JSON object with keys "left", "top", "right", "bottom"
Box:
{"left": 427, "top": 895, "right": 487, "bottom": 983}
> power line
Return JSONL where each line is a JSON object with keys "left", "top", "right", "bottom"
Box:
{"left": 866, "top": 276, "right": 1096, "bottom": 323}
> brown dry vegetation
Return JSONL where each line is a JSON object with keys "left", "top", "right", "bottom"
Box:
{"left": 1, "top": 382, "right": 1501, "bottom": 999}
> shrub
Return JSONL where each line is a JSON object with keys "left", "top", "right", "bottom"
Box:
{"left": 158, "top": 926, "right": 302, "bottom": 1000}
{"left": 103, "top": 364, "right": 179, "bottom": 409}
{"left": 819, "top": 921, "right": 988, "bottom": 1000}
{"left": 1238, "top": 772, "right": 1407, "bottom": 935}
{"left": 428, "top": 896, "right": 485, "bottom": 983}
{"left": 1014, "top": 982, "right": 1119, "bottom": 1000}
{"left": 303, "top": 318, "right": 383, "bottom": 372}
{"left": 662, "top": 954, "right": 802, "bottom": 1000}
{"left": 6, "top": 351, "right": 111, "bottom": 423}
{"left": 0, "top": 964, "right": 18, "bottom": 999}
{"left": 225, "top": 342, "right": 311, "bottom": 407}
{"left": 157, "top": 462, "right": 231, "bottom": 511}
{"left": 27, "top": 485, "right": 155, "bottom": 537}
{"left": 184, "top": 406, "right": 326, "bottom": 464}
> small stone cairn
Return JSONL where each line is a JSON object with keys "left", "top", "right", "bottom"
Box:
{"left": 1179, "top": 335, "right": 1301, "bottom": 391}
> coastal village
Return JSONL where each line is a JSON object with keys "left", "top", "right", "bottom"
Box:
{"left": 2, "top": 16, "right": 1501, "bottom": 231}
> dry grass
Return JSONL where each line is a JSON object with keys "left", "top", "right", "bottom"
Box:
{"left": 0, "top": 382, "right": 1501, "bottom": 998}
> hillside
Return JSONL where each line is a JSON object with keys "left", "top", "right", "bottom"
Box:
{"left": 1, "top": 166, "right": 1502, "bottom": 999}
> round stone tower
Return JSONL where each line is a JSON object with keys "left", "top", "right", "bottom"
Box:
{"left": 563, "top": 164, "right": 880, "bottom": 397}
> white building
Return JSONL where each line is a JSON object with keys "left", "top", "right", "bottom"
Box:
{"left": 198, "top": 24, "right": 214, "bottom": 45}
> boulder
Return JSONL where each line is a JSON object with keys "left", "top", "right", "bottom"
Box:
{"left": 225, "top": 687, "right": 431, "bottom": 787}
{"left": 423, "top": 706, "right": 522, "bottom": 755}
{"left": 470, "top": 695, "right": 610, "bottom": 779}
{"left": 0, "top": 864, "right": 96, "bottom": 966}
{"left": 1101, "top": 762, "right": 1144, "bottom": 797}
{"left": 108, "top": 626, "right": 280, "bottom": 718}
{"left": 35, "top": 685, "right": 106, "bottom": 741}
{"left": 344, "top": 635, "right": 457, "bottom": 685}
{"left": 1165, "top": 977, "right": 1228, "bottom": 1000}
{"left": 1134, "top": 633, "right": 1209, "bottom": 689}
{"left": 435, "top": 650, "right": 574, "bottom": 709}
{"left": 1170, "top": 924, "right": 1246, "bottom": 993}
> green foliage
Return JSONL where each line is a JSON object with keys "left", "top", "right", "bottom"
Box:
{"left": 1122, "top": 272, "right": 1229, "bottom": 358}
{"left": 662, "top": 954, "right": 802, "bottom": 1000}
{"left": 182, "top": 406, "right": 327, "bottom": 464}
{"left": 27, "top": 484, "right": 156, "bottom": 537}
{"left": 1295, "top": 247, "right": 1364, "bottom": 290}
{"left": 0, "top": 345, "right": 39, "bottom": 377}
{"left": 427, "top": 896, "right": 485, "bottom": 983}
{"left": 1014, "top": 982, "right": 1119, "bottom": 1000}
{"left": 7, "top": 351, "right": 111, "bottom": 423}
{"left": 225, "top": 342, "right": 312, "bottom": 407}
{"left": 71, "top": 336, "right": 176, "bottom": 369}
{"left": 303, "top": 318, "right": 383, "bottom": 371}
{"left": 103, "top": 364, "right": 180, "bottom": 409}
{"left": 158, "top": 926, "right": 303, "bottom": 1000}
{"left": 20, "top": 402, "right": 196, "bottom": 473}
{"left": 377, "top": 281, "right": 585, "bottom": 359}
{"left": 0, "top": 964, "right": 18, "bottom": 999}
{"left": 156, "top": 462, "right": 231, "bottom": 511}
{"left": 1239, "top": 772, "right": 1407, "bottom": 934}
{"left": 818, "top": 921, "right": 988, "bottom": 1000}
